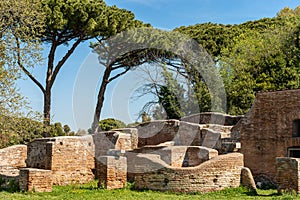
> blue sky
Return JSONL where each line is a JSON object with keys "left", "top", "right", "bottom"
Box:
{"left": 17, "top": 0, "right": 300, "bottom": 131}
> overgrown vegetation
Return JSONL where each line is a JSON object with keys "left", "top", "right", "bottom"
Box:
{"left": 0, "top": 181, "right": 299, "bottom": 199}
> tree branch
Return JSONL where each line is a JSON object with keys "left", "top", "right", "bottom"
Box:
{"left": 15, "top": 36, "right": 45, "bottom": 94}
{"left": 108, "top": 67, "right": 130, "bottom": 82}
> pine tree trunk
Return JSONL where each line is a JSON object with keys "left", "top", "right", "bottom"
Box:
{"left": 91, "top": 66, "right": 112, "bottom": 133}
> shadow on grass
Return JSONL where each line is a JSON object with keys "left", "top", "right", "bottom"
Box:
{"left": 244, "top": 190, "right": 281, "bottom": 197}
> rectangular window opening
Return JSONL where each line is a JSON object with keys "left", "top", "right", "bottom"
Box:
{"left": 292, "top": 119, "right": 300, "bottom": 137}
{"left": 288, "top": 148, "right": 300, "bottom": 158}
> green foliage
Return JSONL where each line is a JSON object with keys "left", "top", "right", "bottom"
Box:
{"left": 98, "top": 118, "right": 126, "bottom": 131}
{"left": 220, "top": 19, "right": 300, "bottom": 115}
{"left": 175, "top": 8, "right": 300, "bottom": 115}
{"left": 156, "top": 66, "right": 184, "bottom": 119}
{"left": 0, "top": 113, "right": 73, "bottom": 148}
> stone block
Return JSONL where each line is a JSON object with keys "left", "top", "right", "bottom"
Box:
{"left": 241, "top": 167, "right": 256, "bottom": 192}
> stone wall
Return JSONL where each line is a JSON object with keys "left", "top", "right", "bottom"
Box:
{"left": 181, "top": 112, "right": 243, "bottom": 126}
{"left": 134, "top": 153, "right": 244, "bottom": 193}
{"left": 0, "top": 166, "right": 20, "bottom": 189}
{"left": 240, "top": 89, "right": 300, "bottom": 182}
{"left": 0, "top": 145, "right": 27, "bottom": 168}
{"left": 137, "top": 120, "right": 228, "bottom": 148}
{"left": 276, "top": 157, "right": 300, "bottom": 193}
{"left": 137, "top": 120, "right": 232, "bottom": 154}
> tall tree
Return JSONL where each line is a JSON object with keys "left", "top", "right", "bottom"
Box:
{"left": 17, "top": 0, "right": 142, "bottom": 126}
{"left": 0, "top": 0, "right": 46, "bottom": 147}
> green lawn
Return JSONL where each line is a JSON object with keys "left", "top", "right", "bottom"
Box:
{"left": 0, "top": 181, "right": 299, "bottom": 200}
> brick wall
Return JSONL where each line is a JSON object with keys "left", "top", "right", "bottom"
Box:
{"left": 241, "top": 89, "right": 300, "bottom": 182}
{"left": 134, "top": 153, "right": 244, "bottom": 193}
{"left": 19, "top": 168, "right": 52, "bottom": 192}
{"left": 276, "top": 157, "right": 300, "bottom": 193}
{"left": 26, "top": 129, "right": 137, "bottom": 186}
{"left": 0, "top": 145, "right": 27, "bottom": 189}
{"left": 96, "top": 156, "right": 127, "bottom": 190}
{"left": 45, "top": 137, "right": 95, "bottom": 185}
{"left": 0, "top": 145, "right": 27, "bottom": 168}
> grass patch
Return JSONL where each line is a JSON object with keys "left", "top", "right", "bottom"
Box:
{"left": 0, "top": 181, "right": 299, "bottom": 200}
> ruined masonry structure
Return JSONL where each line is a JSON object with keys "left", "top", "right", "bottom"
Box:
{"left": 0, "top": 112, "right": 249, "bottom": 193}
{"left": 240, "top": 89, "right": 300, "bottom": 184}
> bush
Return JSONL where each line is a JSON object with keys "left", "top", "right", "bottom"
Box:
{"left": 98, "top": 118, "right": 126, "bottom": 131}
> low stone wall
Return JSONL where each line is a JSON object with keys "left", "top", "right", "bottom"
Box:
{"left": 134, "top": 153, "right": 244, "bottom": 193}
{"left": 26, "top": 137, "right": 94, "bottom": 185}
{"left": 0, "top": 145, "right": 27, "bottom": 168}
{"left": 19, "top": 168, "right": 52, "bottom": 192}
{"left": 181, "top": 112, "right": 243, "bottom": 126}
{"left": 276, "top": 157, "right": 300, "bottom": 193}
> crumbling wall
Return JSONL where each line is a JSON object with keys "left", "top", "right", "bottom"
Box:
{"left": 0, "top": 145, "right": 27, "bottom": 189}
{"left": 137, "top": 120, "right": 205, "bottom": 147}
{"left": 134, "top": 153, "right": 244, "bottom": 193}
{"left": 96, "top": 156, "right": 127, "bottom": 190}
{"left": 181, "top": 112, "right": 243, "bottom": 126}
{"left": 241, "top": 89, "right": 300, "bottom": 181}
{"left": 0, "top": 145, "right": 27, "bottom": 168}
{"left": 276, "top": 157, "right": 300, "bottom": 193}
{"left": 137, "top": 120, "right": 229, "bottom": 153}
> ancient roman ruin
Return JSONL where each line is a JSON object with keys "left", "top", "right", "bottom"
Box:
{"left": 1, "top": 89, "right": 300, "bottom": 193}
